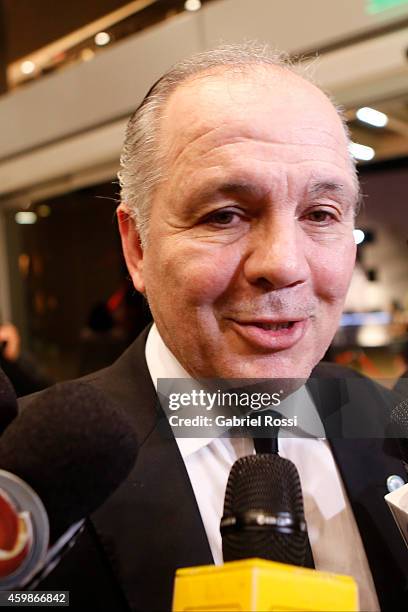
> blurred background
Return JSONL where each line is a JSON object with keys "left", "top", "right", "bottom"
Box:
{"left": 0, "top": 0, "right": 408, "bottom": 387}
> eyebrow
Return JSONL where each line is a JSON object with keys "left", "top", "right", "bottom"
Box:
{"left": 185, "top": 181, "right": 262, "bottom": 213}
{"left": 308, "top": 181, "right": 345, "bottom": 198}
{"left": 217, "top": 181, "right": 268, "bottom": 200}
{"left": 220, "top": 182, "right": 264, "bottom": 199}
{"left": 308, "top": 181, "right": 358, "bottom": 213}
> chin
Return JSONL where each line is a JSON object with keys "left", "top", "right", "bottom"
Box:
{"left": 214, "top": 354, "right": 315, "bottom": 381}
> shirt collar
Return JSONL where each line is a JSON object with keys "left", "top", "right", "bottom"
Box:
{"left": 145, "top": 323, "right": 213, "bottom": 458}
{"left": 145, "top": 323, "right": 325, "bottom": 457}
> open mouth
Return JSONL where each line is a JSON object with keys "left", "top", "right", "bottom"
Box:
{"left": 245, "top": 321, "right": 295, "bottom": 331}
{"left": 229, "top": 318, "right": 308, "bottom": 350}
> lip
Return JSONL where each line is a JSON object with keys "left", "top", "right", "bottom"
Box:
{"left": 228, "top": 318, "right": 309, "bottom": 351}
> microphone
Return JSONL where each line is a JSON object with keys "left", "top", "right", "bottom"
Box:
{"left": 173, "top": 453, "right": 358, "bottom": 611}
{"left": 387, "top": 396, "right": 408, "bottom": 473}
{"left": 0, "top": 368, "right": 18, "bottom": 434}
{"left": 390, "top": 396, "right": 408, "bottom": 446}
{"left": 385, "top": 398, "right": 408, "bottom": 546}
{"left": 0, "top": 381, "right": 138, "bottom": 588}
{"left": 220, "top": 454, "right": 309, "bottom": 566}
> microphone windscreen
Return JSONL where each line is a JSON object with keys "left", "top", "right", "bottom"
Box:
{"left": 0, "top": 381, "right": 138, "bottom": 541}
{"left": 221, "top": 454, "right": 308, "bottom": 566}
{"left": 390, "top": 397, "right": 408, "bottom": 436}
{"left": 0, "top": 368, "right": 18, "bottom": 435}
{"left": 389, "top": 397, "right": 408, "bottom": 462}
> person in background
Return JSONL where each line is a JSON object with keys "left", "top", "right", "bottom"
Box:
{"left": 0, "top": 322, "right": 52, "bottom": 397}
{"left": 79, "top": 284, "right": 152, "bottom": 375}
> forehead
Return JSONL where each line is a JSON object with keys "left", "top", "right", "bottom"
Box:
{"left": 157, "top": 67, "right": 354, "bottom": 191}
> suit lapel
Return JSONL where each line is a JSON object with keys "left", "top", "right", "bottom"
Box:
{"left": 309, "top": 366, "right": 408, "bottom": 611}
{"left": 87, "top": 329, "right": 213, "bottom": 612}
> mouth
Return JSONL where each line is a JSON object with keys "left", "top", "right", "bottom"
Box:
{"left": 243, "top": 321, "right": 296, "bottom": 331}
{"left": 228, "top": 318, "right": 309, "bottom": 351}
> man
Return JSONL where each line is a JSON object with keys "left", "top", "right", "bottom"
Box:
{"left": 26, "top": 44, "right": 407, "bottom": 610}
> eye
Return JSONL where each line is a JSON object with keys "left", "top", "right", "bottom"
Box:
{"left": 303, "top": 208, "right": 338, "bottom": 224}
{"left": 203, "top": 208, "right": 243, "bottom": 227}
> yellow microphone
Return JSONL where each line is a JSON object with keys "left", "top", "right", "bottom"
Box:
{"left": 173, "top": 454, "right": 358, "bottom": 611}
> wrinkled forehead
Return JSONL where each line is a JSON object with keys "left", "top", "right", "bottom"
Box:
{"left": 158, "top": 66, "right": 351, "bottom": 166}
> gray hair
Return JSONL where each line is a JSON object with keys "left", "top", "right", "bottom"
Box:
{"left": 118, "top": 42, "right": 357, "bottom": 246}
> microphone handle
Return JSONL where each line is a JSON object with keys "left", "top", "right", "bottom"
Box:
{"left": 26, "top": 520, "right": 84, "bottom": 590}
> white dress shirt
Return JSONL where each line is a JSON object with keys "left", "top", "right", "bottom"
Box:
{"left": 145, "top": 324, "right": 380, "bottom": 611}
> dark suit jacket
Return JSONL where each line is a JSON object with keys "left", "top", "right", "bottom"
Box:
{"left": 20, "top": 328, "right": 408, "bottom": 611}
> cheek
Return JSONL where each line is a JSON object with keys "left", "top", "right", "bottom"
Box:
{"left": 312, "top": 241, "right": 356, "bottom": 303}
{"left": 147, "top": 242, "right": 242, "bottom": 306}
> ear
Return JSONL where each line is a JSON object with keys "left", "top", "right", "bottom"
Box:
{"left": 117, "top": 205, "right": 146, "bottom": 293}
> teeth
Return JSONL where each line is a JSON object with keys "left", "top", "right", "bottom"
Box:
{"left": 257, "top": 322, "right": 292, "bottom": 330}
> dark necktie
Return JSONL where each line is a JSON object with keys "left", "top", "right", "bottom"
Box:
{"left": 253, "top": 413, "right": 315, "bottom": 569}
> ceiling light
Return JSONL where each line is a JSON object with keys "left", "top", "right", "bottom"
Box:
{"left": 81, "top": 48, "right": 95, "bottom": 62}
{"left": 356, "top": 106, "right": 388, "bottom": 128}
{"left": 349, "top": 142, "right": 375, "bottom": 161}
{"left": 94, "top": 32, "right": 111, "bottom": 46}
{"left": 37, "top": 205, "right": 51, "bottom": 218}
{"left": 184, "top": 0, "right": 202, "bottom": 11}
{"left": 20, "top": 60, "right": 35, "bottom": 75}
{"left": 15, "top": 212, "right": 37, "bottom": 225}
{"left": 353, "top": 229, "right": 365, "bottom": 245}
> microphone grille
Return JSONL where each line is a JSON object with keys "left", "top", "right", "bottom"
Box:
{"left": 222, "top": 454, "right": 308, "bottom": 566}
{"left": 224, "top": 454, "right": 304, "bottom": 515}
{"left": 390, "top": 397, "right": 408, "bottom": 436}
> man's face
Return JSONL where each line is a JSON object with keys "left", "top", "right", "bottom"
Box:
{"left": 121, "top": 68, "right": 357, "bottom": 379}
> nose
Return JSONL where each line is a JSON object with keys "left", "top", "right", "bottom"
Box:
{"left": 243, "top": 216, "right": 309, "bottom": 290}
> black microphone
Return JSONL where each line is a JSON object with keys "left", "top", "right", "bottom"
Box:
{"left": 0, "top": 380, "right": 138, "bottom": 587}
{"left": 0, "top": 367, "right": 18, "bottom": 434}
{"left": 390, "top": 396, "right": 408, "bottom": 431}
{"left": 173, "top": 454, "right": 358, "bottom": 610}
{"left": 389, "top": 396, "right": 408, "bottom": 460}
{"left": 220, "top": 454, "right": 309, "bottom": 566}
